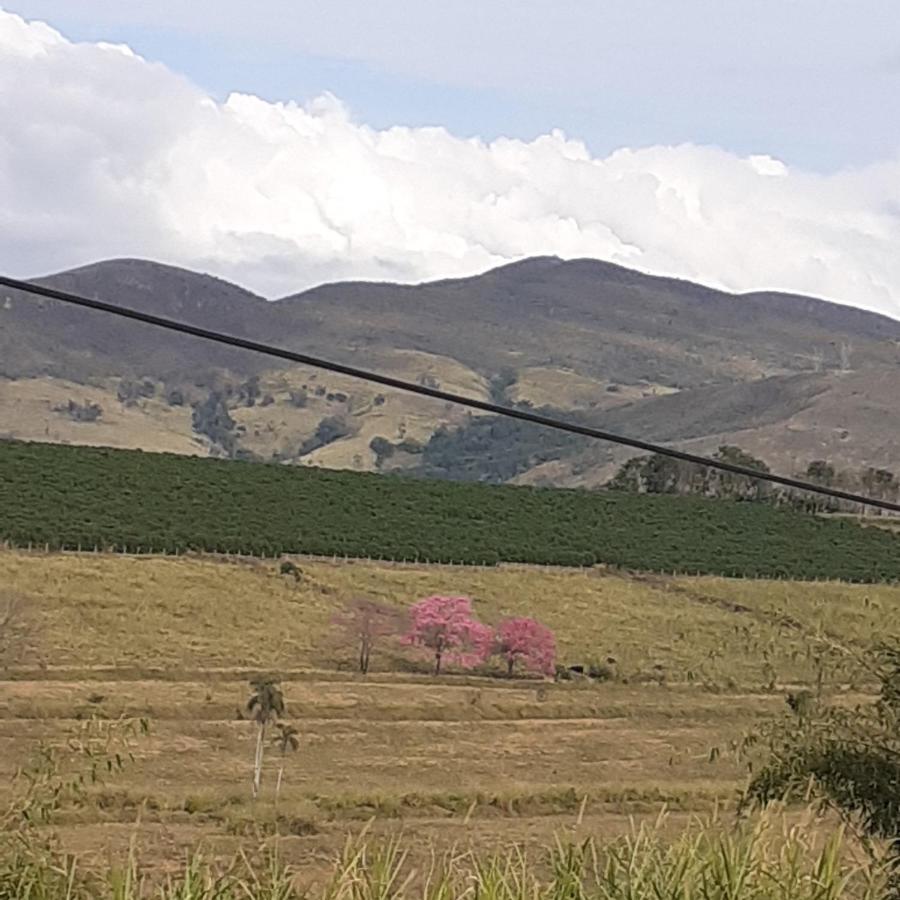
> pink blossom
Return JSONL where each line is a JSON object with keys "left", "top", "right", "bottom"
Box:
{"left": 493, "top": 617, "right": 556, "bottom": 677}
{"left": 404, "top": 596, "right": 493, "bottom": 675}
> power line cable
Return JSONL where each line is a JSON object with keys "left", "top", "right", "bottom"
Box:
{"left": 2, "top": 272, "right": 899, "bottom": 514}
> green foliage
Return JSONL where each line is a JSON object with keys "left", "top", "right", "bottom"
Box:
{"left": 609, "top": 446, "right": 771, "bottom": 502}
{"left": 369, "top": 437, "right": 395, "bottom": 468}
{"left": 191, "top": 391, "right": 236, "bottom": 455}
{"left": 414, "top": 411, "right": 585, "bottom": 482}
{"left": 247, "top": 679, "right": 285, "bottom": 726}
{"left": 299, "top": 416, "right": 351, "bottom": 456}
{"left": 488, "top": 367, "right": 518, "bottom": 404}
{"left": 743, "top": 646, "right": 900, "bottom": 872}
{"left": 5, "top": 440, "right": 900, "bottom": 580}
{"left": 279, "top": 560, "right": 302, "bottom": 581}
{"left": 2, "top": 715, "right": 148, "bottom": 833}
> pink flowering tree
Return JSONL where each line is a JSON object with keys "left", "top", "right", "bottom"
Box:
{"left": 404, "top": 596, "right": 493, "bottom": 675}
{"left": 493, "top": 617, "right": 556, "bottom": 677}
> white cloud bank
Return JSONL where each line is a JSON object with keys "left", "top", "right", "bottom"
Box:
{"left": 1, "top": 8, "right": 900, "bottom": 316}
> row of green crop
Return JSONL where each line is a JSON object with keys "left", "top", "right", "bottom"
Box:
{"left": 3, "top": 439, "right": 900, "bottom": 582}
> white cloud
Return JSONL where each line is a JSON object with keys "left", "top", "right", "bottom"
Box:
{"left": 1, "top": 8, "right": 900, "bottom": 316}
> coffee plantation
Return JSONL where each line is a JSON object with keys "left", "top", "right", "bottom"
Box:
{"left": 2, "top": 439, "right": 900, "bottom": 581}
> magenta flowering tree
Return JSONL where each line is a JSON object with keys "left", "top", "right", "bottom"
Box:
{"left": 494, "top": 617, "right": 556, "bottom": 677}
{"left": 404, "top": 596, "right": 493, "bottom": 675}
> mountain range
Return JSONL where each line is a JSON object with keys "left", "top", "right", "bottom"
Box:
{"left": 2, "top": 255, "right": 899, "bottom": 486}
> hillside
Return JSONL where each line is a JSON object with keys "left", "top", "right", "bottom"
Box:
{"left": 4, "top": 440, "right": 900, "bottom": 581}
{"left": 3, "top": 255, "right": 900, "bottom": 482}
{"left": 275, "top": 257, "right": 900, "bottom": 385}
{"left": 2, "top": 544, "right": 897, "bottom": 870}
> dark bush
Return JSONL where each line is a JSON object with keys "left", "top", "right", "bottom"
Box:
{"left": 56, "top": 399, "right": 102, "bottom": 423}
{"left": 288, "top": 389, "right": 308, "bottom": 408}
{"left": 191, "top": 391, "right": 236, "bottom": 455}
{"left": 299, "top": 416, "right": 351, "bottom": 456}
{"left": 588, "top": 663, "right": 616, "bottom": 682}
{"left": 370, "top": 437, "right": 395, "bottom": 468}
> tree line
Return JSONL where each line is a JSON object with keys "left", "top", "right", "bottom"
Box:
{"left": 608, "top": 445, "right": 900, "bottom": 515}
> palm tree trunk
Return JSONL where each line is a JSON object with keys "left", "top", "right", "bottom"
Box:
{"left": 275, "top": 764, "right": 284, "bottom": 806}
{"left": 252, "top": 724, "right": 265, "bottom": 799}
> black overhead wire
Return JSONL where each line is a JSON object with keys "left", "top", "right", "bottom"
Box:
{"left": 2, "top": 272, "right": 899, "bottom": 514}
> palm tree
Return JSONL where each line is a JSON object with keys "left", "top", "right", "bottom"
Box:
{"left": 272, "top": 723, "right": 299, "bottom": 806}
{"left": 246, "top": 678, "right": 285, "bottom": 800}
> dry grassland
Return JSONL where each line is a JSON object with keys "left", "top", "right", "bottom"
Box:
{"left": 1, "top": 549, "right": 895, "bottom": 871}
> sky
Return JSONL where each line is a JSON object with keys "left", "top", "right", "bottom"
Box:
{"left": 1, "top": 2, "right": 900, "bottom": 314}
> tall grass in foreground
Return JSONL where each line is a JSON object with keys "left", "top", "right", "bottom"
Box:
{"left": 0, "top": 812, "right": 891, "bottom": 900}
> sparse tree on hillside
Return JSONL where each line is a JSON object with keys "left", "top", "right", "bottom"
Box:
{"left": 369, "top": 437, "right": 395, "bottom": 469}
{"left": 806, "top": 460, "right": 836, "bottom": 486}
{"left": 56, "top": 399, "right": 102, "bottom": 423}
{"left": 165, "top": 387, "right": 185, "bottom": 407}
{"left": 246, "top": 678, "right": 285, "bottom": 799}
{"left": 298, "top": 416, "right": 352, "bottom": 456}
{"left": 488, "top": 367, "right": 518, "bottom": 404}
{"left": 861, "top": 467, "right": 898, "bottom": 500}
{"left": 493, "top": 617, "right": 556, "bottom": 677}
{"left": 273, "top": 722, "right": 299, "bottom": 805}
{"left": 289, "top": 388, "right": 308, "bottom": 408}
{"left": 404, "top": 596, "right": 493, "bottom": 675}
{"left": 708, "top": 445, "right": 771, "bottom": 501}
{"left": 332, "top": 597, "right": 405, "bottom": 674}
{"left": 192, "top": 390, "right": 236, "bottom": 455}
{"left": 238, "top": 376, "right": 261, "bottom": 408}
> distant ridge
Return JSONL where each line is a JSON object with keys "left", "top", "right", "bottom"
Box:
{"left": 2, "top": 254, "right": 900, "bottom": 482}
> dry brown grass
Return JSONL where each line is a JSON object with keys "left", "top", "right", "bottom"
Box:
{"left": 0, "top": 376, "right": 201, "bottom": 454}
{"left": 1, "top": 349, "right": 489, "bottom": 473}
{"left": 3, "top": 550, "right": 897, "bottom": 682}
{"left": 1, "top": 548, "right": 894, "bottom": 868}
{"left": 509, "top": 368, "right": 677, "bottom": 411}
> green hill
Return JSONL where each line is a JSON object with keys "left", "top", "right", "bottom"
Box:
{"left": 2, "top": 439, "right": 900, "bottom": 581}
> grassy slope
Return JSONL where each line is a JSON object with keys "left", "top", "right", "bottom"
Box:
{"left": 5, "top": 551, "right": 898, "bottom": 682}
{"left": 0, "top": 376, "right": 202, "bottom": 455}
{"left": 2, "top": 548, "right": 892, "bottom": 870}
{"left": 0, "top": 347, "right": 489, "bottom": 472}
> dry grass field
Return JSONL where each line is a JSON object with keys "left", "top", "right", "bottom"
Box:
{"left": 0, "top": 347, "right": 491, "bottom": 473}
{"left": 0, "top": 376, "right": 202, "bottom": 455}
{"left": 2, "top": 548, "right": 896, "bottom": 875}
